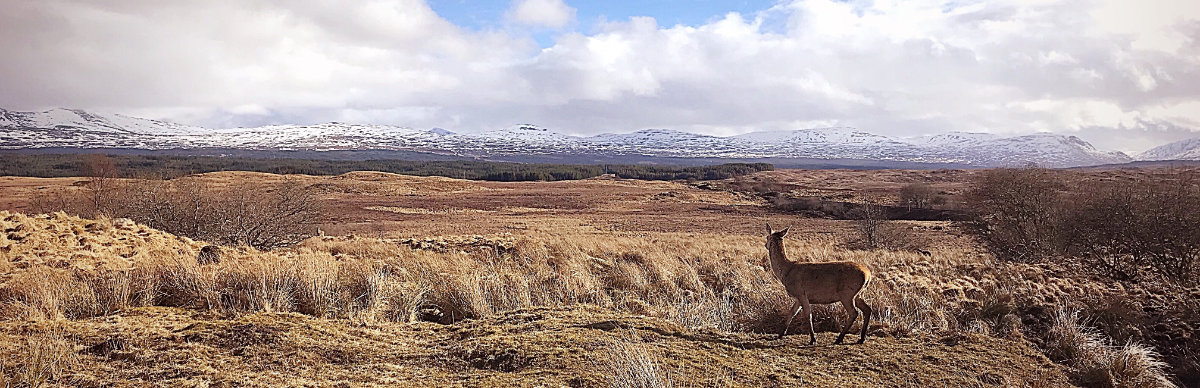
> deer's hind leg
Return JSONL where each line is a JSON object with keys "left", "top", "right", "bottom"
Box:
{"left": 802, "top": 297, "right": 815, "bottom": 345}
{"left": 856, "top": 296, "right": 872, "bottom": 344}
{"left": 834, "top": 295, "right": 861, "bottom": 345}
{"left": 779, "top": 299, "right": 803, "bottom": 339}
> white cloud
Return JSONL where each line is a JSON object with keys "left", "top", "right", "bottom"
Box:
{"left": 0, "top": 0, "right": 1197, "bottom": 153}
{"left": 506, "top": 0, "right": 576, "bottom": 29}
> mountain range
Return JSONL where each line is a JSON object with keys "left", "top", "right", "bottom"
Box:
{"left": 4, "top": 107, "right": 1195, "bottom": 168}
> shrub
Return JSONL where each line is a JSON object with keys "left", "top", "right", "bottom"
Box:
{"left": 1061, "top": 175, "right": 1200, "bottom": 283}
{"left": 34, "top": 177, "right": 321, "bottom": 250}
{"left": 968, "top": 167, "right": 1200, "bottom": 283}
{"left": 965, "top": 168, "right": 1067, "bottom": 263}
{"left": 847, "top": 204, "right": 922, "bottom": 251}
{"left": 898, "top": 183, "right": 944, "bottom": 209}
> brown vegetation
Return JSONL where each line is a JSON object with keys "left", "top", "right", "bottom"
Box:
{"left": 968, "top": 167, "right": 1200, "bottom": 284}
{"left": 31, "top": 175, "right": 321, "bottom": 250}
{"left": 898, "top": 182, "right": 946, "bottom": 209}
{"left": 1, "top": 167, "right": 1195, "bottom": 386}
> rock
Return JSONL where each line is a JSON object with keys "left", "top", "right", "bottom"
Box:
{"left": 197, "top": 245, "right": 222, "bottom": 265}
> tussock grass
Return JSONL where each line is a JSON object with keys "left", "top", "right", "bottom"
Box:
{"left": 1047, "top": 309, "right": 1177, "bottom": 388}
{"left": 0, "top": 325, "right": 77, "bottom": 387}
{"left": 595, "top": 334, "right": 673, "bottom": 388}
{"left": 0, "top": 209, "right": 1183, "bottom": 385}
{"left": 0, "top": 210, "right": 1105, "bottom": 337}
{"left": 4, "top": 209, "right": 975, "bottom": 335}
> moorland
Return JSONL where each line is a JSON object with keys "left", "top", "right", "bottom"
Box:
{"left": 0, "top": 162, "right": 1196, "bottom": 387}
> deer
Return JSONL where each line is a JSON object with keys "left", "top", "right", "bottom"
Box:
{"left": 764, "top": 223, "right": 873, "bottom": 345}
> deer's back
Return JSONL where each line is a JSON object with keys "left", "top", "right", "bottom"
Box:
{"left": 781, "top": 261, "right": 871, "bottom": 304}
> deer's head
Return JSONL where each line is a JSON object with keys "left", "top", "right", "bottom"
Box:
{"left": 763, "top": 223, "right": 790, "bottom": 269}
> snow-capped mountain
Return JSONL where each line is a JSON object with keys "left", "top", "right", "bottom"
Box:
{"left": 733, "top": 128, "right": 932, "bottom": 161}
{"left": 1139, "top": 137, "right": 1200, "bottom": 161}
{"left": 914, "top": 132, "right": 1001, "bottom": 147}
{"left": 0, "top": 108, "right": 205, "bottom": 135}
{"left": 0, "top": 107, "right": 1137, "bottom": 167}
{"left": 913, "top": 132, "right": 1132, "bottom": 167}
{"left": 586, "top": 129, "right": 756, "bottom": 157}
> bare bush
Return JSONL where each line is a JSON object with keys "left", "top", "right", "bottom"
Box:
{"left": 898, "top": 183, "right": 945, "bottom": 209}
{"left": 848, "top": 204, "right": 922, "bottom": 251}
{"left": 966, "top": 168, "right": 1067, "bottom": 262}
{"left": 1062, "top": 175, "right": 1200, "bottom": 283}
{"left": 969, "top": 167, "right": 1200, "bottom": 284}
{"left": 82, "top": 154, "right": 121, "bottom": 217}
{"left": 34, "top": 177, "right": 321, "bottom": 250}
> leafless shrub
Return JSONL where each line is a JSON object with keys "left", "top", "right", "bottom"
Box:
{"left": 82, "top": 154, "right": 121, "bottom": 217}
{"left": 847, "top": 204, "right": 922, "bottom": 251}
{"left": 34, "top": 177, "right": 321, "bottom": 250}
{"left": 29, "top": 188, "right": 86, "bottom": 217}
{"left": 898, "top": 183, "right": 945, "bottom": 209}
{"left": 966, "top": 167, "right": 1067, "bottom": 263}
{"left": 969, "top": 167, "right": 1200, "bottom": 284}
{"left": 1061, "top": 174, "right": 1200, "bottom": 284}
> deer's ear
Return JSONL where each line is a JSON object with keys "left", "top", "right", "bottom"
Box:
{"left": 765, "top": 223, "right": 773, "bottom": 235}
{"left": 777, "top": 227, "right": 790, "bottom": 237}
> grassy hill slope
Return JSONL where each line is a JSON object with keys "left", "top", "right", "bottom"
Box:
{"left": 2, "top": 305, "right": 1071, "bottom": 387}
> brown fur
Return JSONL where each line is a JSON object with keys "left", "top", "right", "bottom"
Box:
{"left": 765, "top": 223, "right": 873, "bottom": 344}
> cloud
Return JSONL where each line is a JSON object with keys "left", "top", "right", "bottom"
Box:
{"left": 506, "top": 0, "right": 576, "bottom": 29}
{"left": 0, "top": 0, "right": 1197, "bottom": 153}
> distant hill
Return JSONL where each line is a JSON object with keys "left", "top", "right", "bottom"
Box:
{"left": 1139, "top": 137, "right": 1200, "bottom": 161}
{"left": 2, "top": 107, "right": 1137, "bottom": 168}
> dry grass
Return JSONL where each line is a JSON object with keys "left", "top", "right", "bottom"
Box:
{"left": 1047, "top": 309, "right": 1177, "bottom": 388}
{"left": 0, "top": 324, "right": 77, "bottom": 387}
{"left": 2, "top": 167, "right": 1196, "bottom": 386}
{"left": 594, "top": 334, "right": 674, "bottom": 388}
{"left": 0, "top": 209, "right": 1165, "bottom": 340}
{"left": 0, "top": 305, "right": 1074, "bottom": 387}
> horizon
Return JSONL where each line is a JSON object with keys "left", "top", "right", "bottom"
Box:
{"left": 3, "top": 105, "right": 1161, "bottom": 155}
{"left": 2, "top": 0, "right": 1198, "bottom": 154}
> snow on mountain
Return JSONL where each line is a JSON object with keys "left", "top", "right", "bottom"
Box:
{"left": 1139, "top": 137, "right": 1200, "bottom": 161}
{"left": 1, "top": 108, "right": 205, "bottom": 135}
{"left": 731, "top": 127, "right": 930, "bottom": 161}
{"left": 585, "top": 129, "right": 758, "bottom": 157}
{"left": 461, "top": 124, "right": 589, "bottom": 154}
{"left": 187, "top": 123, "right": 450, "bottom": 150}
{"left": 930, "top": 133, "right": 1132, "bottom": 167}
{"left": 0, "top": 107, "right": 1137, "bottom": 167}
{"left": 735, "top": 127, "right": 886, "bottom": 144}
{"left": 912, "top": 132, "right": 1000, "bottom": 147}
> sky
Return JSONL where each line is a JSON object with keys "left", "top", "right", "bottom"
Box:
{"left": 1, "top": 0, "right": 1198, "bottom": 154}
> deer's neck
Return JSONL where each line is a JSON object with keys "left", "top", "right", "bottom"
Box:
{"left": 767, "top": 241, "right": 792, "bottom": 280}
